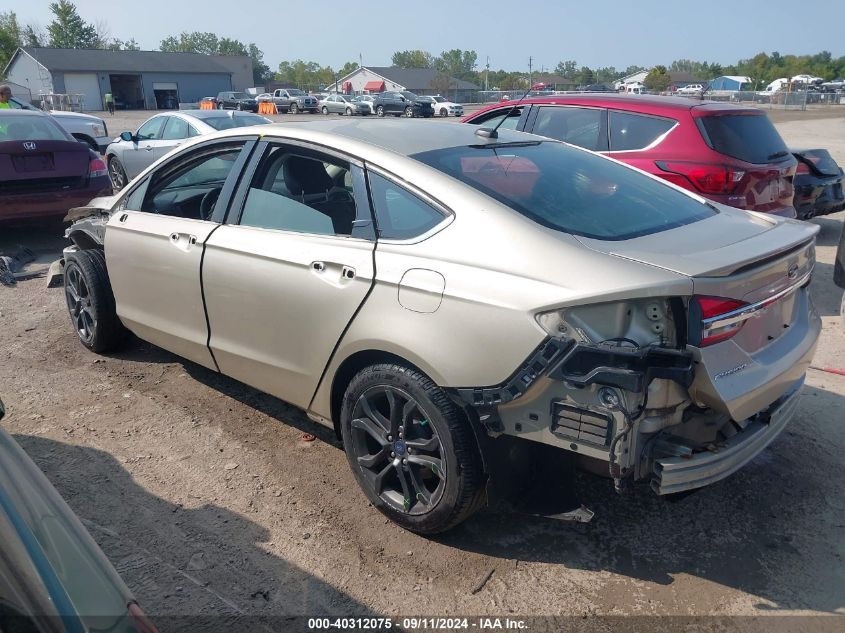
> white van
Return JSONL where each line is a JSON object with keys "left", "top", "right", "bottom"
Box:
{"left": 624, "top": 83, "right": 645, "bottom": 94}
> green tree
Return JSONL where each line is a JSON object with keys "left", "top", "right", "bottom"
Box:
{"left": 248, "top": 43, "right": 272, "bottom": 85}
{"left": 0, "top": 11, "right": 22, "bottom": 72}
{"left": 22, "top": 24, "right": 44, "bottom": 47}
{"left": 102, "top": 37, "right": 140, "bottom": 51}
{"left": 47, "top": 1, "right": 98, "bottom": 49}
{"left": 391, "top": 50, "right": 433, "bottom": 69}
{"left": 434, "top": 49, "right": 477, "bottom": 81}
{"left": 337, "top": 61, "right": 359, "bottom": 78}
{"left": 643, "top": 65, "right": 672, "bottom": 91}
{"left": 554, "top": 60, "right": 577, "bottom": 78}
{"left": 576, "top": 66, "right": 595, "bottom": 85}
{"left": 160, "top": 31, "right": 219, "bottom": 55}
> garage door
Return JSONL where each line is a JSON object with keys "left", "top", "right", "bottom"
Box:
{"left": 64, "top": 72, "right": 102, "bottom": 111}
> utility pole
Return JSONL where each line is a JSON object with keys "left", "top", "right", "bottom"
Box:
{"left": 528, "top": 56, "right": 533, "bottom": 89}
{"left": 485, "top": 56, "right": 490, "bottom": 92}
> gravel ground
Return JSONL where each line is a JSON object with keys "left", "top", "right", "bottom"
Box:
{"left": 0, "top": 112, "right": 844, "bottom": 632}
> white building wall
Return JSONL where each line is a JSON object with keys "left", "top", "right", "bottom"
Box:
{"left": 339, "top": 68, "right": 404, "bottom": 93}
{"left": 6, "top": 50, "right": 53, "bottom": 96}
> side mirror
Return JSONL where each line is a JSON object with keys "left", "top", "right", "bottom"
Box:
{"left": 120, "top": 131, "right": 134, "bottom": 142}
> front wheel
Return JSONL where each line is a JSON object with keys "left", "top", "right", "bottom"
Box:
{"left": 236, "top": 103, "right": 243, "bottom": 111}
{"left": 404, "top": 106, "right": 414, "bottom": 118}
{"left": 108, "top": 156, "right": 128, "bottom": 192}
{"left": 341, "top": 364, "right": 485, "bottom": 534}
{"left": 376, "top": 105, "right": 385, "bottom": 117}
{"left": 440, "top": 108, "right": 448, "bottom": 117}
{"left": 290, "top": 102, "right": 299, "bottom": 114}
{"left": 345, "top": 107, "right": 353, "bottom": 116}
{"left": 63, "top": 250, "right": 127, "bottom": 353}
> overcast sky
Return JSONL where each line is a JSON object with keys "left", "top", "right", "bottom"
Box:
{"left": 6, "top": 0, "right": 844, "bottom": 71}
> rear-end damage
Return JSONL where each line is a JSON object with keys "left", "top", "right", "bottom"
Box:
{"left": 453, "top": 238, "right": 820, "bottom": 498}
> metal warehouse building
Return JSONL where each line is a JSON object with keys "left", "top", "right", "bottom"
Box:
{"left": 3, "top": 47, "right": 252, "bottom": 111}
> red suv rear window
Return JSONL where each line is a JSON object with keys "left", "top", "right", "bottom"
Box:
{"left": 696, "top": 113, "right": 790, "bottom": 165}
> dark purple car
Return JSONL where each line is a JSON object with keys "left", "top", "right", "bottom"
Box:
{"left": 0, "top": 110, "right": 112, "bottom": 223}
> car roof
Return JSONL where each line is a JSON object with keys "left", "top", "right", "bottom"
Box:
{"left": 479, "top": 93, "right": 760, "bottom": 116}
{"left": 214, "top": 118, "right": 549, "bottom": 157}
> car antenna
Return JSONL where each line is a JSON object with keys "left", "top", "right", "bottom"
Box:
{"left": 475, "top": 82, "right": 533, "bottom": 140}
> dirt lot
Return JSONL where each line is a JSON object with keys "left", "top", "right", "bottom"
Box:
{"left": 1, "top": 113, "right": 844, "bottom": 632}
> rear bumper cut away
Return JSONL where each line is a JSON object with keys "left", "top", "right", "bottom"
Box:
{"left": 652, "top": 377, "right": 804, "bottom": 495}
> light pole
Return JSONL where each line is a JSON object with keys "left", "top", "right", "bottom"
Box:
{"left": 485, "top": 56, "right": 490, "bottom": 92}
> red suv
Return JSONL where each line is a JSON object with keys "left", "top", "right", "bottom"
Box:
{"left": 462, "top": 94, "right": 797, "bottom": 217}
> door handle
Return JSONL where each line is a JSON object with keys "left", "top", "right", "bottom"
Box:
{"left": 170, "top": 232, "right": 197, "bottom": 251}
{"left": 144, "top": 145, "right": 154, "bottom": 152}
{"left": 342, "top": 265, "right": 356, "bottom": 280}
{"left": 312, "top": 261, "right": 325, "bottom": 272}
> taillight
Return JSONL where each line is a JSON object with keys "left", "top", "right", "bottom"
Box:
{"left": 795, "top": 161, "right": 810, "bottom": 175}
{"left": 656, "top": 161, "right": 746, "bottom": 194}
{"left": 694, "top": 295, "right": 749, "bottom": 347}
{"left": 89, "top": 157, "right": 108, "bottom": 179}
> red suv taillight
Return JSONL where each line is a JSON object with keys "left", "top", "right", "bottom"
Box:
{"left": 89, "top": 157, "right": 108, "bottom": 179}
{"left": 694, "top": 295, "right": 749, "bottom": 347}
{"left": 655, "top": 161, "right": 746, "bottom": 195}
{"left": 127, "top": 602, "right": 159, "bottom": 633}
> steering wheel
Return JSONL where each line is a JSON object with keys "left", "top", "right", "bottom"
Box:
{"left": 199, "top": 187, "right": 222, "bottom": 220}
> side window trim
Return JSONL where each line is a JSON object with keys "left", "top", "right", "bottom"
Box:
{"left": 606, "top": 110, "right": 677, "bottom": 154}
{"left": 364, "top": 164, "right": 454, "bottom": 244}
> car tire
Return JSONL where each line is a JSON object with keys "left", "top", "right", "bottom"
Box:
{"left": 107, "top": 156, "right": 128, "bottom": 192}
{"left": 404, "top": 106, "right": 414, "bottom": 118}
{"left": 236, "top": 103, "right": 243, "bottom": 111}
{"left": 64, "top": 250, "right": 127, "bottom": 353}
{"left": 340, "top": 363, "right": 485, "bottom": 534}
{"left": 322, "top": 106, "right": 329, "bottom": 115}
{"left": 217, "top": 103, "right": 223, "bottom": 110}
{"left": 440, "top": 108, "right": 448, "bottom": 117}
{"left": 376, "top": 105, "right": 385, "bottom": 117}
{"left": 290, "top": 103, "right": 299, "bottom": 114}
{"left": 346, "top": 107, "right": 353, "bottom": 116}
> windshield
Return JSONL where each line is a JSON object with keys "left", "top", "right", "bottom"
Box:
{"left": 696, "top": 113, "right": 790, "bottom": 164}
{"left": 202, "top": 113, "right": 270, "bottom": 130}
{"left": 401, "top": 91, "right": 419, "bottom": 100}
{"left": 412, "top": 141, "right": 715, "bottom": 241}
{"left": 287, "top": 89, "right": 305, "bottom": 96}
{"left": 434, "top": 96, "right": 447, "bottom": 103}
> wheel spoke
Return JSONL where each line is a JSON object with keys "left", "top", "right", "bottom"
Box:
{"left": 407, "top": 464, "right": 432, "bottom": 507}
{"left": 371, "top": 463, "right": 393, "bottom": 494}
{"left": 386, "top": 389, "right": 402, "bottom": 434}
{"left": 357, "top": 445, "right": 390, "bottom": 469}
{"left": 402, "top": 398, "right": 418, "bottom": 426}
{"left": 361, "top": 395, "right": 390, "bottom": 433}
{"left": 406, "top": 436, "right": 439, "bottom": 452}
{"left": 351, "top": 417, "right": 389, "bottom": 446}
{"left": 395, "top": 464, "right": 413, "bottom": 512}
{"left": 408, "top": 455, "right": 445, "bottom": 480}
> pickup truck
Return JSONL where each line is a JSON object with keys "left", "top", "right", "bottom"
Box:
{"left": 9, "top": 97, "right": 110, "bottom": 153}
{"left": 271, "top": 89, "right": 319, "bottom": 114}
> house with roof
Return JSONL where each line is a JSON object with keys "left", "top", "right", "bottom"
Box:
{"left": 707, "top": 75, "right": 753, "bottom": 91}
{"left": 3, "top": 47, "right": 252, "bottom": 111}
{"left": 334, "top": 66, "right": 480, "bottom": 102}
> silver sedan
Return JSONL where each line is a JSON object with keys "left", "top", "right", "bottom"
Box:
{"left": 105, "top": 110, "right": 270, "bottom": 190}
{"left": 320, "top": 94, "right": 368, "bottom": 116}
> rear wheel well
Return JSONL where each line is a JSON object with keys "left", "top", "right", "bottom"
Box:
{"left": 71, "top": 133, "right": 98, "bottom": 152}
{"left": 330, "top": 350, "right": 426, "bottom": 438}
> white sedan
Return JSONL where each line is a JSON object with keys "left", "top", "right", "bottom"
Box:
{"left": 421, "top": 95, "right": 464, "bottom": 117}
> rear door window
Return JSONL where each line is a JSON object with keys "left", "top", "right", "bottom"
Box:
{"left": 161, "top": 116, "right": 190, "bottom": 140}
{"left": 531, "top": 106, "right": 607, "bottom": 150}
{"left": 608, "top": 111, "right": 675, "bottom": 151}
{"left": 696, "top": 113, "right": 790, "bottom": 164}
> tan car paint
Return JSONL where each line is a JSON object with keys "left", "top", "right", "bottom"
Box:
{"left": 202, "top": 225, "right": 375, "bottom": 410}
{"left": 105, "top": 212, "right": 219, "bottom": 370}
